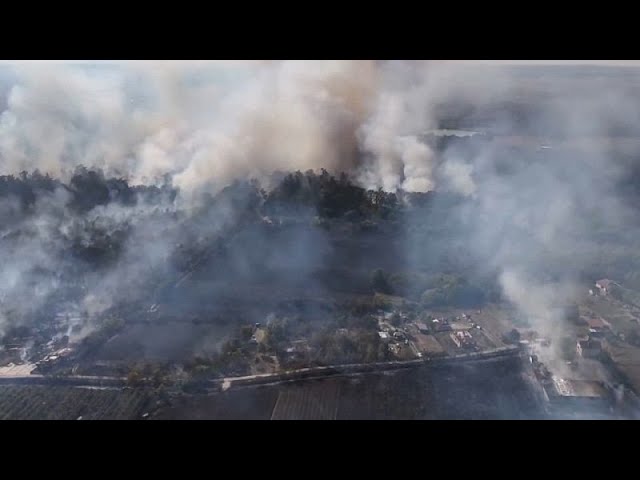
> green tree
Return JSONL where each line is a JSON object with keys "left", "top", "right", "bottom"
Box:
{"left": 371, "top": 269, "right": 392, "bottom": 294}
{"left": 421, "top": 288, "right": 445, "bottom": 306}
{"left": 389, "top": 313, "right": 402, "bottom": 327}
{"left": 502, "top": 329, "right": 520, "bottom": 344}
{"left": 240, "top": 325, "right": 254, "bottom": 341}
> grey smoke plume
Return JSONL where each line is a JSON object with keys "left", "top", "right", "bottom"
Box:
{"left": 0, "top": 61, "right": 383, "bottom": 194}
{"left": 2, "top": 61, "right": 498, "bottom": 198}
{"left": 0, "top": 61, "right": 520, "bottom": 198}
{"left": 440, "top": 67, "right": 640, "bottom": 351}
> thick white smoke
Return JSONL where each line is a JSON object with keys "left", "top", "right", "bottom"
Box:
{"left": 0, "top": 61, "right": 454, "bottom": 196}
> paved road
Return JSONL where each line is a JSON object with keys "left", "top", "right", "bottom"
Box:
{"left": 0, "top": 373, "right": 126, "bottom": 387}
{"left": 216, "top": 346, "right": 522, "bottom": 390}
{"left": 0, "top": 346, "right": 521, "bottom": 390}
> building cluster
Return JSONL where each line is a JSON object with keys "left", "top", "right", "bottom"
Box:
{"left": 523, "top": 288, "right": 634, "bottom": 416}
{"left": 530, "top": 354, "right": 614, "bottom": 413}
{"left": 1, "top": 323, "right": 76, "bottom": 374}
{"left": 376, "top": 313, "right": 410, "bottom": 357}
{"left": 35, "top": 347, "right": 75, "bottom": 372}
{"left": 374, "top": 309, "right": 487, "bottom": 359}
{"left": 589, "top": 278, "right": 619, "bottom": 297}
{"left": 547, "top": 376, "right": 612, "bottom": 411}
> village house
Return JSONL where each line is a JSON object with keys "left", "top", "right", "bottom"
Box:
{"left": 582, "top": 316, "right": 611, "bottom": 337}
{"left": 595, "top": 279, "right": 614, "bottom": 296}
{"left": 415, "top": 322, "right": 429, "bottom": 334}
{"left": 378, "top": 331, "right": 390, "bottom": 341}
{"left": 284, "top": 340, "right": 311, "bottom": 362}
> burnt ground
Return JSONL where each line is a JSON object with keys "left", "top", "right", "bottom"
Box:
{"left": 78, "top": 221, "right": 410, "bottom": 367}
{"left": 92, "top": 323, "right": 230, "bottom": 362}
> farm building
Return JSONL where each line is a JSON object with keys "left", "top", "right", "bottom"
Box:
{"left": 378, "top": 331, "right": 390, "bottom": 341}
{"left": 547, "top": 377, "right": 612, "bottom": 412}
{"left": 415, "top": 322, "right": 429, "bottom": 334}
{"left": 582, "top": 316, "right": 610, "bottom": 334}
{"left": 576, "top": 338, "right": 602, "bottom": 359}
{"left": 284, "top": 340, "right": 311, "bottom": 361}
{"left": 595, "top": 279, "right": 614, "bottom": 295}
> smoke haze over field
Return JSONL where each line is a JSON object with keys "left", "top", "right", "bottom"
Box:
{"left": 2, "top": 60, "right": 640, "bottom": 372}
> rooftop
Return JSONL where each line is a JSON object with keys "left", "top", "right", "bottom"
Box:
{"left": 0, "top": 363, "right": 37, "bottom": 377}
{"left": 551, "top": 377, "right": 607, "bottom": 398}
{"left": 578, "top": 338, "right": 602, "bottom": 350}
{"left": 584, "top": 317, "right": 609, "bottom": 329}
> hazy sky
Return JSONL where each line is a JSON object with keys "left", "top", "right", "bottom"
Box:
{"left": 0, "top": 60, "right": 638, "bottom": 67}
{"left": 464, "top": 60, "right": 640, "bottom": 66}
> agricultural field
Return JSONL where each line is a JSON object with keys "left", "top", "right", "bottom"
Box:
{"left": 152, "top": 355, "right": 542, "bottom": 419}
{"left": 153, "top": 387, "right": 279, "bottom": 420}
{"left": 411, "top": 333, "right": 446, "bottom": 356}
{"left": 0, "top": 386, "right": 153, "bottom": 420}
{"left": 271, "top": 379, "right": 341, "bottom": 420}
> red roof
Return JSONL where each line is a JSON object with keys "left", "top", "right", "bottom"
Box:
{"left": 585, "top": 317, "right": 609, "bottom": 329}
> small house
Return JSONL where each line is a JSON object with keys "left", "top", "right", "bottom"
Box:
{"left": 584, "top": 316, "right": 610, "bottom": 333}
{"left": 415, "top": 322, "right": 429, "bottom": 334}
{"left": 595, "top": 279, "right": 613, "bottom": 296}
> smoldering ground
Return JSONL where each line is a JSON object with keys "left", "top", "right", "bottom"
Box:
{"left": 2, "top": 61, "right": 640, "bottom": 374}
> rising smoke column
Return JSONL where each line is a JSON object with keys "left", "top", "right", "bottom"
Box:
{"left": 431, "top": 65, "right": 640, "bottom": 357}
{"left": 0, "top": 60, "right": 451, "bottom": 197}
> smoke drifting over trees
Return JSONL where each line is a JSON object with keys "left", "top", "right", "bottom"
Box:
{"left": 2, "top": 60, "right": 640, "bottom": 370}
